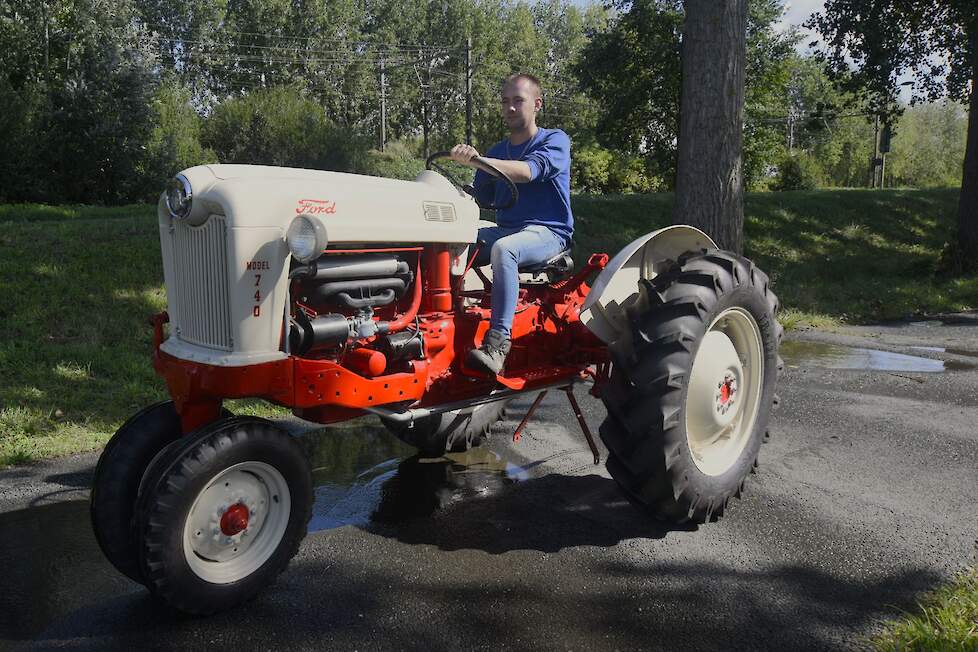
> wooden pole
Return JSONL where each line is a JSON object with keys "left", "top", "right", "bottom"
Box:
{"left": 379, "top": 57, "right": 386, "bottom": 151}
{"left": 465, "top": 37, "right": 473, "bottom": 145}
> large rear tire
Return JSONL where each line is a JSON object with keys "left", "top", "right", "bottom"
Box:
{"left": 90, "top": 401, "right": 184, "bottom": 583}
{"left": 134, "top": 416, "right": 312, "bottom": 615}
{"left": 381, "top": 400, "right": 509, "bottom": 457}
{"left": 599, "top": 249, "right": 782, "bottom": 523}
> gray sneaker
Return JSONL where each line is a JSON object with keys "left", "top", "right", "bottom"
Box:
{"left": 466, "top": 329, "right": 511, "bottom": 375}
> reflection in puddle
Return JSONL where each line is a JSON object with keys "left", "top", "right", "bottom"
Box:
{"left": 1, "top": 418, "right": 530, "bottom": 644}
{"left": 302, "top": 418, "right": 531, "bottom": 532}
{"left": 781, "top": 340, "right": 976, "bottom": 372}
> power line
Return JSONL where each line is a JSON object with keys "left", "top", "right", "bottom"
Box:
{"left": 147, "top": 28, "right": 464, "bottom": 52}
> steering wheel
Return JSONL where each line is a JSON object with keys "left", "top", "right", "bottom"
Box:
{"left": 425, "top": 151, "right": 519, "bottom": 211}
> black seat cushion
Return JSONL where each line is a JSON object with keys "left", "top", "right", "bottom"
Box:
{"left": 519, "top": 248, "right": 573, "bottom": 274}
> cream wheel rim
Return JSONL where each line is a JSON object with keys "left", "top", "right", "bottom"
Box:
{"left": 685, "top": 307, "right": 764, "bottom": 476}
{"left": 183, "top": 461, "right": 291, "bottom": 584}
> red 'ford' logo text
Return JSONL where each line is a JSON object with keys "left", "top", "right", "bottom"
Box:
{"left": 296, "top": 199, "right": 337, "bottom": 215}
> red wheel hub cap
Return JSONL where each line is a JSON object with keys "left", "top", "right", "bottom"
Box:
{"left": 719, "top": 376, "right": 735, "bottom": 404}
{"left": 220, "top": 503, "right": 250, "bottom": 536}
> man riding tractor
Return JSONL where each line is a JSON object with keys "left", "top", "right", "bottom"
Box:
{"left": 89, "top": 71, "right": 782, "bottom": 615}
{"left": 450, "top": 73, "right": 573, "bottom": 377}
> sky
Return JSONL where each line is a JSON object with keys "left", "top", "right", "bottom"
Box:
{"left": 774, "top": 0, "right": 825, "bottom": 54}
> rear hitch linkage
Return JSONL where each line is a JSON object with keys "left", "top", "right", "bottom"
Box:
{"left": 513, "top": 386, "right": 600, "bottom": 465}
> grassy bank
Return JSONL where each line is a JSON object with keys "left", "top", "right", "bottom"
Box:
{"left": 0, "top": 188, "right": 973, "bottom": 465}
{"left": 573, "top": 188, "right": 974, "bottom": 326}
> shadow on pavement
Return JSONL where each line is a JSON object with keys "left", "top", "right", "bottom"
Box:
{"left": 19, "top": 553, "right": 941, "bottom": 651}
{"left": 363, "top": 455, "right": 690, "bottom": 552}
{"left": 0, "top": 426, "right": 946, "bottom": 650}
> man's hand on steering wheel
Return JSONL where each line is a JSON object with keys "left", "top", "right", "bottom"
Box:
{"left": 425, "top": 148, "right": 519, "bottom": 211}
{"left": 449, "top": 144, "right": 481, "bottom": 166}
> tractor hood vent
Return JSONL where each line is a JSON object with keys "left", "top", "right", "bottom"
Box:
{"left": 423, "top": 202, "right": 456, "bottom": 222}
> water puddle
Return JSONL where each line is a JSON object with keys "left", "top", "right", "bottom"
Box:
{"left": 302, "top": 418, "right": 530, "bottom": 531}
{"left": 781, "top": 340, "right": 976, "bottom": 373}
{"left": 0, "top": 418, "right": 531, "bottom": 644}
{"left": 910, "top": 345, "right": 978, "bottom": 359}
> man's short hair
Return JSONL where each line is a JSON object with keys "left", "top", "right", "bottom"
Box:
{"left": 502, "top": 73, "right": 542, "bottom": 99}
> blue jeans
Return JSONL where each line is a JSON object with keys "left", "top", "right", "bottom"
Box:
{"left": 475, "top": 224, "right": 568, "bottom": 338}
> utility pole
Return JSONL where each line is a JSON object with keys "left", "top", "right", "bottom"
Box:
{"left": 787, "top": 107, "right": 795, "bottom": 152}
{"left": 879, "top": 122, "right": 892, "bottom": 189}
{"left": 43, "top": 2, "right": 50, "bottom": 78}
{"left": 465, "top": 37, "right": 473, "bottom": 145}
{"left": 870, "top": 114, "right": 880, "bottom": 188}
{"left": 379, "top": 57, "right": 387, "bottom": 151}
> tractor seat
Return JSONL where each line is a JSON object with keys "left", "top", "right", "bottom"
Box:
{"left": 519, "top": 249, "right": 573, "bottom": 274}
{"left": 518, "top": 249, "right": 573, "bottom": 284}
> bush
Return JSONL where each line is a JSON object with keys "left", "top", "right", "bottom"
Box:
{"left": 139, "top": 80, "right": 216, "bottom": 199}
{"left": 203, "top": 87, "right": 369, "bottom": 173}
{"left": 775, "top": 153, "right": 823, "bottom": 190}
{"left": 573, "top": 145, "right": 614, "bottom": 193}
{"left": 572, "top": 144, "right": 660, "bottom": 194}
{"left": 0, "top": 80, "right": 51, "bottom": 202}
{"left": 354, "top": 141, "right": 425, "bottom": 180}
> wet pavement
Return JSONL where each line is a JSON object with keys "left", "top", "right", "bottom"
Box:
{"left": 1, "top": 319, "right": 977, "bottom": 650}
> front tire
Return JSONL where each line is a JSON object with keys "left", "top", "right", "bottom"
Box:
{"left": 599, "top": 250, "right": 782, "bottom": 523}
{"left": 90, "top": 401, "right": 184, "bottom": 583}
{"left": 135, "top": 417, "right": 312, "bottom": 614}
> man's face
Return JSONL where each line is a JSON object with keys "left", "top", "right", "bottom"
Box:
{"left": 500, "top": 78, "right": 541, "bottom": 133}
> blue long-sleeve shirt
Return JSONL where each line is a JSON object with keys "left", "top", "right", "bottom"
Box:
{"left": 472, "top": 127, "right": 573, "bottom": 244}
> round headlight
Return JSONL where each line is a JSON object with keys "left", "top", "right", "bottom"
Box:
{"left": 165, "top": 174, "right": 193, "bottom": 219}
{"left": 287, "top": 214, "right": 329, "bottom": 263}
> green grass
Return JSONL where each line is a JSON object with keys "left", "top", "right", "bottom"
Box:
{"left": 0, "top": 189, "right": 973, "bottom": 465}
{"left": 0, "top": 204, "right": 288, "bottom": 466}
{"left": 870, "top": 566, "right": 978, "bottom": 650}
{"left": 573, "top": 188, "right": 975, "bottom": 324}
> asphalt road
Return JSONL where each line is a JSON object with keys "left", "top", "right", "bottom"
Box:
{"left": 1, "top": 320, "right": 976, "bottom": 651}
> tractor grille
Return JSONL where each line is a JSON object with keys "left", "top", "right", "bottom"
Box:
{"left": 170, "top": 216, "right": 233, "bottom": 350}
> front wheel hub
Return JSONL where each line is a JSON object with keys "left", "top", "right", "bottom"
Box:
{"left": 183, "top": 461, "right": 291, "bottom": 584}
{"left": 220, "top": 503, "right": 250, "bottom": 536}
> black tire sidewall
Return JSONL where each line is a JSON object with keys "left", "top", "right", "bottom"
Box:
{"left": 137, "top": 419, "right": 312, "bottom": 614}
{"left": 599, "top": 249, "right": 781, "bottom": 522}
{"left": 90, "top": 401, "right": 182, "bottom": 583}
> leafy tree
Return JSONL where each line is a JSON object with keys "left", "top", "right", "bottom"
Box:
{"left": 742, "top": 0, "right": 798, "bottom": 190}
{"left": 886, "top": 102, "right": 968, "bottom": 188}
{"left": 776, "top": 54, "right": 876, "bottom": 188}
{"left": 810, "top": 0, "right": 978, "bottom": 268}
{"left": 0, "top": 0, "right": 161, "bottom": 203}
{"left": 576, "top": 0, "right": 683, "bottom": 179}
{"left": 578, "top": 0, "right": 796, "bottom": 193}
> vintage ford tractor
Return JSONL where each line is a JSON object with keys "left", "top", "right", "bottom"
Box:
{"left": 90, "top": 154, "right": 782, "bottom": 614}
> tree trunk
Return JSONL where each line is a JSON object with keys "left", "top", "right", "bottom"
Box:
{"left": 672, "top": 0, "right": 748, "bottom": 254}
{"left": 957, "top": 13, "right": 978, "bottom": 266}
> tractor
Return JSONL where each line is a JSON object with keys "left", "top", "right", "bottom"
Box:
{"left": 90, "top": 154, "right": 782, "bottom": 614}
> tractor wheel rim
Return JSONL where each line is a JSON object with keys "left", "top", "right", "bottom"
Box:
{"left": 685, "top": 307, "right": 764, "bottom": 476}
{"left": 183, "top": 461, "right": 291, "bottom": 584}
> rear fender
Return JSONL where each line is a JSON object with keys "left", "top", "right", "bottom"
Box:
{"left": 580, "top": 225, "right": 717, "bottom": 346}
